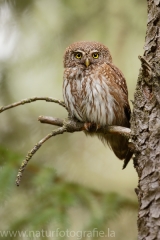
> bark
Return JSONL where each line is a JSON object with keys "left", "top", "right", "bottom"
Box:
{"left": 131, "top": 0, "right": 160, "bottom": 239}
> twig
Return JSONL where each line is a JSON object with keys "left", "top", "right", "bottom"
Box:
{"left": 16, "top": 126, "right": 66, "bottom": 186}
{"left": 0, "top": 97, "right": 67, "bottom": 113}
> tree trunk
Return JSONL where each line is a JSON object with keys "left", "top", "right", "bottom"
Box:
{"left": 131, "top": 0, "right": 160, "bottom": 239}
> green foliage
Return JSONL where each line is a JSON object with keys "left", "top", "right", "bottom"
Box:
{"left": 0, "top": 146, "right": 138, "bottom": 239}
{"left": 0, "top": 146, "right": 21, "bottom": 205}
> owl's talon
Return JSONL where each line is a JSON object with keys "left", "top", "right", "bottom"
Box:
{"left": 96, "top": 124, "right": 101, "bottom": 131}
{"left": 83, "top": 122, "right": 92, "bottom": 131}
{"left": 83, "top": 123, "right": 100, "bottom": 132}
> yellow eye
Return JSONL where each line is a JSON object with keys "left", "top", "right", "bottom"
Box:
{"left": 75, "top": 52, "right": 82, "bottom": 59}
{"left": 92, "top": 53, "right": 99, "bottom": 59}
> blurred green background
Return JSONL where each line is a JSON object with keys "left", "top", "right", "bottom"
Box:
{"left": 0, "top": 0, "right": 146, "bottom": 239}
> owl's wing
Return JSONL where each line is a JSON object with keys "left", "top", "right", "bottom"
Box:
{"left": 107, "top": 63, "right": 128, "bottom": 96}
{"left": 105, "top": 62, "right": 131, "bottom": 124}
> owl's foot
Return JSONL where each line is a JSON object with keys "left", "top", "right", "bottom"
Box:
{"left": 83, "top": 122, "right": 92, "bottom": 131}
{"left": 96, "top": 124, "right": 101, "bottom": 131}
{"left": 83, "top": 122, "right": 100, "bottom": 132}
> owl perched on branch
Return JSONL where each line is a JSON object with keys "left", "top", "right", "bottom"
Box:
{"left": 63, "top": 41, "right": 131, "bottom": 163}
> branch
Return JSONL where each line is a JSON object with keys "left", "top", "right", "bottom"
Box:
{"left": 0, "top": 97, "right": 67, "bottom": 113}
{"left": 16, "top": 126, "right": 66, "bottom": 186}
{"left": 0, "top": 97, "right": 131, "bottom": 186}
{"left": 16, "top": 115, "right": 131, "bottom": 186}
{"left": 38, "top": 115, "right": 131, "bottom": 138}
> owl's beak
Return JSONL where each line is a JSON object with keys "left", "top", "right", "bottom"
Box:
{"left": 85, "top": 58, "right": 90, "bottom": 67}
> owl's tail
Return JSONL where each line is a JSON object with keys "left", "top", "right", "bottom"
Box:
{"left": 100, "top": 133, "right": 133, "bottom": 168}
{"left": 107, "top": 134, "right": 128, "bottom": 159}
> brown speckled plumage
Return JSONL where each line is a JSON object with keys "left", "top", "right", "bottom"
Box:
{"left": 63, "top": 41, "right": 130, "bottom": 160}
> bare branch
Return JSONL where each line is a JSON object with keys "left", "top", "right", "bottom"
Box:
{"left": 102, "top": 125, "right": 131, "bottom": 138}
{"left": 16, "top": 126, "right": 66, "bottom": 186}
{"left": 0, "top": 97, "right": 131, "bottom": 186}
{"left": 38, "top": 115, "right": 131, "bottom": 138}
{"left": 0, "top": 97, "right": 131, "bottom": 138}
{"left": 0, "top": 97, "right": 67, "bottom": 113}
{"left": 16, "top": 115, "right": 131, "bottom": 186}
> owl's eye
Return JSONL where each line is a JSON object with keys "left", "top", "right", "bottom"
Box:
{"left": 75, "top": 52, "right": 82, "bottom": 59}
{"left": 92, "top": 53, "right": 99, "bottom": 59}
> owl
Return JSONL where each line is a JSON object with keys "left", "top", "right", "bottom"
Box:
{"left": 63, "top": 41, "right": 131, "bottom": 163}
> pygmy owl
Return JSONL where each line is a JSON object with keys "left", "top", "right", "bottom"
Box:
{"left": 63, "top": 41, "right": 131, "bottom": 163}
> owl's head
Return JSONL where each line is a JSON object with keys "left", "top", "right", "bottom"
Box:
{"left": 63, "top": 41, "right": 112, "bottom": 68}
